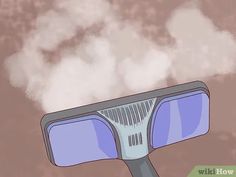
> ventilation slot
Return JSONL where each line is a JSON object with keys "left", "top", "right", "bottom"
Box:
{"left": 99, "top": 98, "right": 156, "bottom": 125}
{"left": 128, "top": 132, "right": 143, "bottom": 147}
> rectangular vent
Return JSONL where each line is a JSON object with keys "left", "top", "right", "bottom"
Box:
{"left": 128, "top": 132, "right": 143, "bottom": 147}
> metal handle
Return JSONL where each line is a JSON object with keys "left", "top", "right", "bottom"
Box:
{"left": 124, "top": 156, "right": 160, "bottom": 177}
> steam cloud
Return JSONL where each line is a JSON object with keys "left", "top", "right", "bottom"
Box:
{"left": 5, "top": 0, "right": 236, "bottom": 113}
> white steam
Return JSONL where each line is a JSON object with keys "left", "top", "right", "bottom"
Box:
{"left": 167, "top": 8, "right": 236, "bottom": 82}
{"left": 5, "top": 1, "right": 236, "bottom": 112}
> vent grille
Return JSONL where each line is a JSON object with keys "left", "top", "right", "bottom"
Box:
{"left": 99, "top": 98, "right": 156, "bottom": 126}
{"left": 128, "top": 132, "right": 143, "bottom": 146}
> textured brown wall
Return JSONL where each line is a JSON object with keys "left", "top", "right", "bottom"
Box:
{"left": 0, "top": 0, "right": 236, "bottom": 177}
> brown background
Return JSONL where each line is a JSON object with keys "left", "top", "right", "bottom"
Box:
{"left": 0, "top": 0, "right": 236, "bottom": 177}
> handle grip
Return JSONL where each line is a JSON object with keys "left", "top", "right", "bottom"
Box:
{"left": 124, "top": 156, "right": 160, "bottom": 177}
